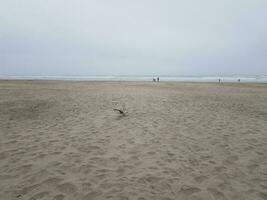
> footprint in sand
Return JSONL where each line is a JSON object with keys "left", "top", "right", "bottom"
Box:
{"left": 179, "top": 185, "right": 201, "bottom": 196}
{"left": 194, "top": 175, "right": 207, "bottom": 184}
{"left": 81, "top": 182, "right": 92, "bottom": 191}
{"left": 82, "top": 191, "right": 100, "bottom": 200}
{"left": 19, "top": 184, "right": 41, "bottom": 196}
{"left": 57, "top": 182, "right": 78, "bottom": 195}
{"left": 31, "top": 191, "right": 50, "bottom": 199}
{"left": 41, "top": 177, "right": 62, "bottom": 186}
{"left": 207, "top": 188, "right": 228, "bottom": 200}
{"left": 214, "top": 166, "right": 227, "bottom": 173}
{"left": 53, "top": 194, "right": 65, "bottom": 200}
{"left": 138, "top": 198, "right": 146, "bottom": 200}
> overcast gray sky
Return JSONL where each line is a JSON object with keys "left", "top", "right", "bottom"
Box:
{"left": 1, "top": 0, "right": 267, "bottom": 76}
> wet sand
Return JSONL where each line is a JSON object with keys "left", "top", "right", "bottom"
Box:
{"left": 0, "top": 81, "right": 266, "bottom": 200}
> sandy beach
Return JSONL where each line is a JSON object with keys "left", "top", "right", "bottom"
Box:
{"left": 0, "top": 81, "right": 266, "bottom": 200}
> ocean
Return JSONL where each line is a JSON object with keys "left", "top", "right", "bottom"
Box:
{"left": 1, "top": 75, "right": 267, "bottom": 83}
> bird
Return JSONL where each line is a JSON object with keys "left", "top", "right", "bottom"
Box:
{"left": 113, "top": 108, "right": 126, "bottom": 115}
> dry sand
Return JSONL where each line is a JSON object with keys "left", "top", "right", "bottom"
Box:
{"left": 0, "top": 81, "right": 266, "bottom": 200}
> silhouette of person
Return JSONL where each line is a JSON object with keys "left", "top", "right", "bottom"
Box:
{"left": 157, "top": 77, "right": 159, "bottom": 82}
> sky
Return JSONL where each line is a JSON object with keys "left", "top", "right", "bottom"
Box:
{"left": 1, "top": 0, "right": 267, "bottom": 76}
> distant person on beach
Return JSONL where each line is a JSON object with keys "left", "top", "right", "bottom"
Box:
{"left": 238, "top": 79, "right": 240, "bottom": 82}
{"left": 157, "top": 77, "right": 159, "bottom": 82}
{"left": 219, "top": 79, "right": 221, "bottom": 83}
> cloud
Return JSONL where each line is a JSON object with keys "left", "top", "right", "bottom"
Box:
{"left": 1, "top": 0, "right": 267, "bottom": 75}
